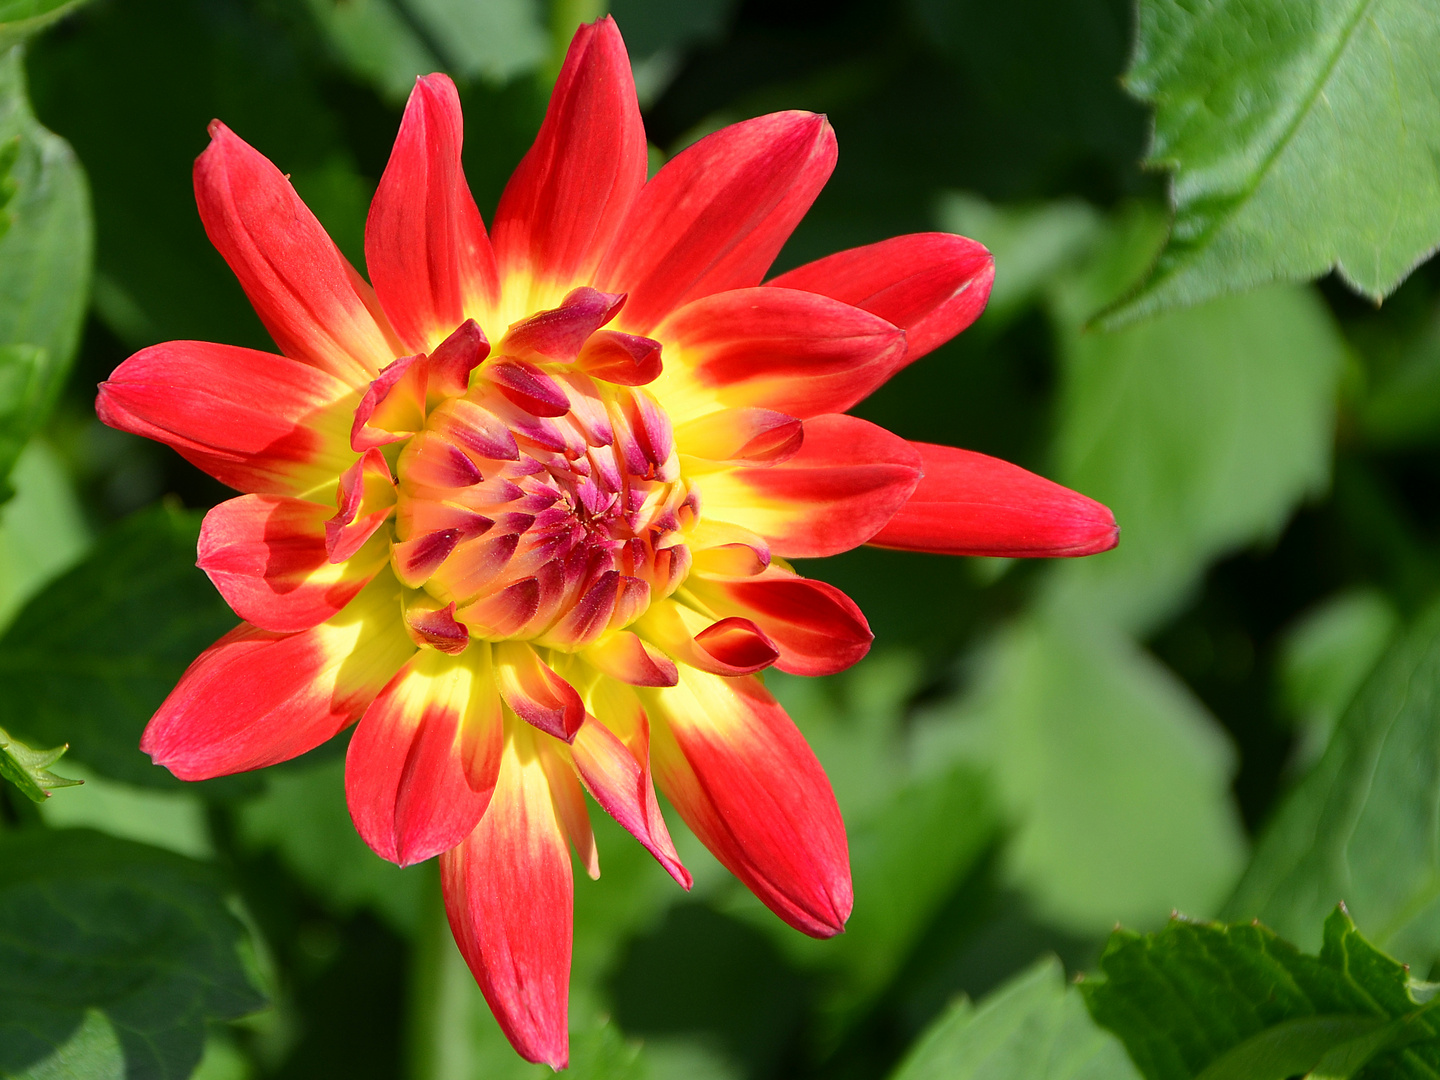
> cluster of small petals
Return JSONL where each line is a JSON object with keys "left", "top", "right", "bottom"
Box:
{"left": 96, "top": 14, "right": 1118, "bottom": 1073}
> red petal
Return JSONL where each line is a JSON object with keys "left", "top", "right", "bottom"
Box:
{"left": 441, "top": 727, "right": 572, "bottom": 1069}
{"left": 869, "top": 443, "right": 1120, "bottom": 557}
{"left": 346, "top": 647, "right": 502, "bottom": 866}
{"left": 96, "top": 341, "right": 355, "bottom": 496}
{"left": 654, "top": 287, "right": 904, "bottom": 420}
{"left": 198, "top": 495, "right": 388, "bottom": 633}
{"left": 426, "top": 320, "right": 490, "bottom": 401}
{"left": 195, "top": 122, "right": 399, "bottom": 384}
{"left": 499, "top": 287, "right": 625, "bottom": 363}
{"left": 494, "top": 642, "right": 585, "bottom": 742}
{"left": 366, "top": 74, "right": 500, "bottom": 354}
{"left": 646, "top": 666, "right": 851, "bottom": 937}
{"left": 325, "top": 448, "right": 395, "bottom": 563}
{"left": 576, "top": 330, "right": 663, "bottom": 386}
{"left": 637, "top": 601, "right": 777, "bottom": 677}
{"left": 141, "top": 578, "right": 415, "bottom": 780}
{"left": 687, "top": 568, "right": 872, "bottom": 677}
{"left": 490, "top": 17, "right": 646, "bottom": 294}
{"left": 351, "top": 353, "right": 428, "bottom": 451}
{"left": 583, "top": 630, "right": 678, "bottom": 687}
{"left": 674, "top": 408, "right": 804, "bottom": 466}
{"left": 537, "top": 741, "right": 598, "bottom": 879}
{"left": 699, "top": 414, "right": 922, "bottom": 558}
{"left": 596, "top": 112, "right": 836, "bottom": 334}
{"left": 572, "top": 709, "right": 689, "bottom": 887}
{"left": 768, "top": 233, "right": 994, "bottom": 368}
{"left": 404, "top": 601, "right": 471, "bottom": 654}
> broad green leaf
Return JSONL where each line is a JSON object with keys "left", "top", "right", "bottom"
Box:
{"left": 1227, "top": 599, "right": 1440, "bottom": 970}
{"left": 1046, "top": 208, "right": 1345, "bottom": 634}
{"left": 0, "top": 829, "right": 265, "bottom": 1080}
{"left": 1277, "top": 588, "right": 1398, "bottom": 769}
{"left": 5, "top": 1009, "right": 122, "bottom": 1080}
{"left": 0, "top": 440, "right": 87, "bottom": 629}
{"left": 402, "top": 0, "right": 547, "bottom": 84}
{"left": 0, "top": 0, "right": 91, "bottom": 51}
{"left": 302, "top": 0, "right": 440, "bottom": 102}
{"left": 1109, "top": 0, "right": 1440, "bottom": 324}
{"left": 0, "top": 46, "right": 90, "bottom": 492}
{"left": 0, "top": 504, "right": 247, "bottom": 794}
{"left": 915, "top": 611, "right": 1245, "bottom": 934}
{"left": 237, "top": 758, "right": 425, "bottom": 936}
{"left": 1081, "top": 907, "right": 1440, "bottom": 1080}
{"left": 891, "top": 957, "right": 1140, "bottom": 1080}
{"left": 0, "top": 723, "right": 76, "bottom": 801}
{"left": 38, "top": 763, "right": 210, "bottom": 858}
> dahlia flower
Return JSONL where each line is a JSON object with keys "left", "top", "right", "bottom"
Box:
{"left": 96, "top": 17, "right": 1116, "bottom": 1068}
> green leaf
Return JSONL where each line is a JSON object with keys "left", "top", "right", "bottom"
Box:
{"left": 0, "top": 828, "right": 265, "bottom": 1080}
{"left": 1081, "top": 907, "right": 1440, "bottom": 1080}
{"left": 0, "top": 46, "right": 90, "bottom": 493}
{"left": 0, "top": 723, "right": 77, "bottom": 802}
{"left": 1227, "top": 599, "right": 1440, "bottom": 970}
{"left": 401, "top": 0, "right": 547, "bottom": 83}
{"left": 1109, "top": 0, "right": 1440, "bottom": 324}
{"left": 1276, "top": 588, "right": 1398, "bottom": 769}
{"left": 1047, "top": 207, "right": 1346, "bottom": 634}
{"left": 301, "top": 0, "right": 440, "bottom": 102}
{"left": 237, "top": 758, "right": 425, "bottom": 935}
{"left": 38, "top": 763, "right": 211, "bottom": 859}
{"left": 0, "top": 439, "right": 88, "bottom": 629}
{"left": 891, "top": 957, "right": 1140, "bottom": 1080}
{"left": 0, "top": 0, "right": 92, "bottom": 51}
{"left": 915, "top": 612, "right": 1245, "bottom": 935}
{"left": 0, "top": 504, "right": 249, "bottom": 794}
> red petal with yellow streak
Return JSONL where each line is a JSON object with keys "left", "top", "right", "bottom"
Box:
{"left": 699, "top": 414, "right": 921, "bottom": 558}
{"left": 645, "top": 665, "right": 851, "bottom": 937}
{"left": 441, "top": 726, "right": 572, "bottom": 1070}
{"left": 597, "top": 112, "right": 836, "bottom": 334}
{"left": 654, "top": 287, "right": 904, "bottom": 421}
{"left": 346, "top": 646, "right": 503, "bottom": 866}
{"left": 491, "top": 16, "right": 645, "bottom": 295}
{"left": 194, "top": 122, "right": 399, "bottom": 385}
{"left": 767, "top": 233, "right": 994, "bottom": 368}
{"left": 869, "top": 442, "right": 1120, "bottom": 557}
{"left": 687, "top": 567, "right": 872, "bottom": 677}
{"left": 141, "top": 577, "right": 415, "bottom": 780}
{"left": 198, "top": 495, "right": 389, "bottom": 633}
{"left": 96, "top": 341, "right": 356, "bottom": 497}
{"left": 366, "top": 74, "right": 499, "bottom": 354}
{"left": 494, "top": 642, "right": 585, "bottom": 742}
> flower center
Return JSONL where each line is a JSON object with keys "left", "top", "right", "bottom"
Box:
{"left": 344, "top": 288, "right": 696, "bottom": 654}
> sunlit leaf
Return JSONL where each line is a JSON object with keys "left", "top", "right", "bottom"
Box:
{"left": 403, "top": 0, "right": 546, "bottom": 84}
{"left": 0, "top": 45, "right": 90, "bottom": 494}
{"left": 1109, "top": 0, "right": 1440, "bottom": 324}
{"left": 0, "top": 504, "right": 248, "bottom": 795}
{"left": 1081, "top": 907, "right": 1440, "bottom": 1080}
{"left": 1047, "top": 208, "right": 1345, "bottom": 634}
{"left": 916, "top": 611, "right": 1245, "bottom": 935}
{"left": 891, "top": 957, "right": 1140, "bottom": 1080}
{"left": 0, "top": 829, "right": 265, "bottom": 1080}
{"left": 301, "top": 0, "right": 440, "bottom": 102}
{"left": 1228, "top": 600, "right": 1440, "bottom": 971}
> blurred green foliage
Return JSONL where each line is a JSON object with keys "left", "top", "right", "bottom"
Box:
{"left": 0, "top": 0, "right": 1437, "bottom": 1079}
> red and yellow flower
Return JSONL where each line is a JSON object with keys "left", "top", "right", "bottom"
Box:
{"left": 96, "top": 17, "right": 1116, "bottom": 1069}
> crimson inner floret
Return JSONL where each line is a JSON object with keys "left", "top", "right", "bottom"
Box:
{"left": 343, "top": 287, "right": 697, "bottom": 654}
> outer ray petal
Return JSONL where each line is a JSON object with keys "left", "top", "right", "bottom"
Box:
{"left": 198, "top": 495, "right": 389, "bottom": 633}
{"left": 441, "top": 723, "right": 572, "bottom": 1070}
{"left": 636, "top": 599, "right": 778, "bottom": 677}
{"left": 697, "top": 414, "right": 922, "bottom": 558}
{"left": 596, "top": 112, "right": 837, "bottom": 334}
{"left": 96, "top": 341, "right": 357, "bottom": 497}
{"left": 767, "top": 233, "right": 995, "bottom": 368}
{"left": 346, "top": 645, "right": 503, "bottom": 866}
{"left": 643, "top": 664, "right": 851, "bottom": 937}
{"left": 536, "top": 740, "right": 599, "bottom": 880}
{"left": 572, "top": 673, "right": 689, "bottom": 887}
{"left": 493, "top": 641, "right": 585, "bottom": 742}
{"left": 651, "top": 288, "right": 905, "bottom": 422}
{"left": 490, "top": 16, "right": 646, "bottom": 304}
{"left": 141, "top": 575, "right": 416, "bottom": 780}
{"left": 686, "top": 567, "right": 872, "bottom": 677}
{"left": 195, "top": 122, "right": 401, "bottom": 384}
{"left": 868, "top": 442, "right": 1120, "bottom": 557}
{"left": 366, "top": 74, "right": 500, "bottom": 354}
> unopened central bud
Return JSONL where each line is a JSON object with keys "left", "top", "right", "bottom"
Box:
{"left": 385, "top": 294, "right": 695, "bottom": 652}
